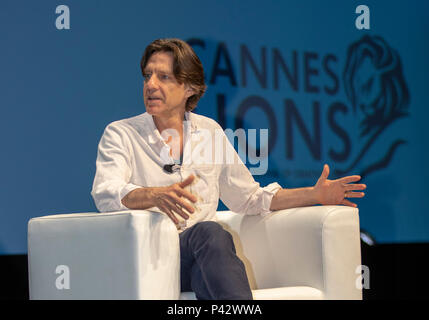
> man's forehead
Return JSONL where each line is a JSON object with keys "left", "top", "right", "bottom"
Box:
{"left": 144, "top": 51, "right": 174, "bottom": 72}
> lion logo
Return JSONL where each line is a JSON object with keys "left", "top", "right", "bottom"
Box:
{"left": 337, "top": 35, "right": 410, "bottom": 178}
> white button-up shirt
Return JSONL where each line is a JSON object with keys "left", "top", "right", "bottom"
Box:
{"left": 91, "top": 111, "right": 282, "bottom": 231}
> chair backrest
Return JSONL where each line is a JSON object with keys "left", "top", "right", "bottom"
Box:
{"left": 215, "top": 211, "right": 279, "bottom": 290}
{"left": 215, "top": 206, "right": 362, "bottom": 299}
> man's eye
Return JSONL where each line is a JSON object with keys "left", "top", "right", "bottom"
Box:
{"left": 143, "top": 73, "right": 152, "bottom": 81}
{"left": 160, "top": 74, "right": 169, "bottom": 80}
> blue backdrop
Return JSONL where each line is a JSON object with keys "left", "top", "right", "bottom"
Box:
{"left": 1, "top": 0, "right": 428, "bottom": 254}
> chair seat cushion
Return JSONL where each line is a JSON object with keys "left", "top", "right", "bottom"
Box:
{"left": 251, "top": 286, "right": 323, "bottom": 300}
{"left": 179, "top": 286, "right": 323, "bottom": 300}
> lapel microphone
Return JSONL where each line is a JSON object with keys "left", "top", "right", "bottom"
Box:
{"left": 163, "top": 163, "right": 181, "bottom": 174}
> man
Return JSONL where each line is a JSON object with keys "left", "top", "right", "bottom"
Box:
{"left": 91, "top": 38, "right": 366, "bottom": 300}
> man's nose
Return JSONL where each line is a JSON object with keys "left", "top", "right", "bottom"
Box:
{"left": 145, "top": 74, "right": 160, "bottom": 90}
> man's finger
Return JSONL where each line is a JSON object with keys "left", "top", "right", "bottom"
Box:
{"left": 160, "top": 204, "right": 179, "bottom": 225}
{"left": 320, "top": 164, "right": 330, "bottom": 180}
{"left": 163, "top": 197, "right": 189, "bottom": 221}
{"left": 344, "top": 183, "right": 367, "bottom": 191}
{"left": 167, "top": 193, "right": 195, "bottom": 214}
{"left": 338, "top": 175, "right": 361, "bottom": 184}
{"left": 175, "top": 187, "right": 198, "bottom": 203}
{"left": 179, "top": 175, "right": 195, "bottom": 188}
{"left": 170, "top": 204, "right": 190, "bottom": 220}
{"left": 345, "top": 192, "right": 365, "bottom": 198}
{"left": 341, "top": 199, "right": 357, "bottom": 207}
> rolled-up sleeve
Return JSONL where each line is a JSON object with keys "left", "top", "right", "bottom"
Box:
{"left": 91, "top": 123, "right": 141, "bottom": 212}
{"left": 218, "top": 129, "right": 282, "bottom": 216}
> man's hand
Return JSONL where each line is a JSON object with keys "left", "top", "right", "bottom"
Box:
{"left": 121, "top": 175, "right": 198, "bottom": 225}
{"left": 314, "top": 164, "right": 366, "bottom": 208}
{"left": 151, "top": 175, "right": 198, "bottom": 225}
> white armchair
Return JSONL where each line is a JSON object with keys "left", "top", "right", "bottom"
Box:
{"left": 27, "top": 206, "right": 362, "bottom": 300}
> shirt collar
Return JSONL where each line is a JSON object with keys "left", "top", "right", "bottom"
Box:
{"left": 185, "top": 111, "right": 199, "bottom": 133}
{"left": 145, "top": 111, "right": 199, "bottom": 145}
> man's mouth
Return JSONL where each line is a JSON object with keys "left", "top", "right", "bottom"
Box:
{"left": 148, "top": 96, "right": 162, "bottom": 101}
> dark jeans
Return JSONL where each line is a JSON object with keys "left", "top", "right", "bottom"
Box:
{"left": 179, "top": 221, "right": 253, "bottom": 300}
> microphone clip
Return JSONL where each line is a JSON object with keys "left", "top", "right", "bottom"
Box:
{"left": 163, "top": 163, "right": 181, "bottom": 174}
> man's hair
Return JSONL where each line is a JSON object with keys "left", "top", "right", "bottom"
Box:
{"left": 140, "top": 38, "right": 207, "bottom": 112}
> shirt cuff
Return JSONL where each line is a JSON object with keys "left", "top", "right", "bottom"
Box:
{"left": 259, "top": 182, "right": 282, "bottom": 217}
{"left": 118, "top": 183, "right": 142, "bottom": 210}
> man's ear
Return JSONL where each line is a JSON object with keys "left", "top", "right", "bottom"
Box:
{"left": 185, "top": 85, "right": 196, "bottom": 98}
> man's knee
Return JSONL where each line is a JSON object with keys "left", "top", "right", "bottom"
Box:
{"left": 191, "top": 221, "right": 234, "bottom": 251}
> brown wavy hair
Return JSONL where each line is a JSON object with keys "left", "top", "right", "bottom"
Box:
{"left": 140, "top": 38, "right": 207, "bottom": 112}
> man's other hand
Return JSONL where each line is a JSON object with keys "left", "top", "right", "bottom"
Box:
{"left": 314, "top": 164, "right": 366, "bottom": 208}
{"left": 151, "top": 175, "right": 198, "bottom": 224}
{"left": 121, "top": 175, "right": 198, "bottom": 225}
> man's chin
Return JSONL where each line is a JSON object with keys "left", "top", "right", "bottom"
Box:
{"left": 144, "top": 104, "right": 161, "bottom": 115}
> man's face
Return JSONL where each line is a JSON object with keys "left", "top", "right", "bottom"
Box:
{"left": 143, "top": 51, "right": 192, "bottom": 118}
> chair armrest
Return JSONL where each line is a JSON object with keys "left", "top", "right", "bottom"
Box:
{"left": 28, "top": 210, "right": 180, "bottom": 299}
{"left": 216, "top": 205, "right": 362, "bottom": 300}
